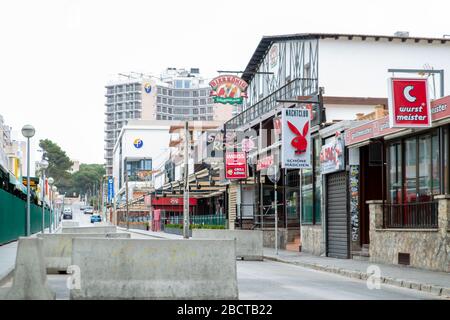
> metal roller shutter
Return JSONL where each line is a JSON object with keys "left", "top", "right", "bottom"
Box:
{"left": 326, "top": 171, "right": 349, "bottom": 259}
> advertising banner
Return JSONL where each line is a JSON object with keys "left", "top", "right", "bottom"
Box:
{"left": 256, "top": 155, "right": 274, "bottom": 171}
{"left": 281, "top": 108, "right": 311, "bottom": 169}
{"left": 388, "top": 78, "right": 431, "bottom": 128}
{"left": 320, "top": 133, "right": 345, "bottom": 174}
{"left": 225, "top": 152, "right": 247, "bottom": 179}
{"left": 107, "top": 177, "right": 114, "bottom": 203}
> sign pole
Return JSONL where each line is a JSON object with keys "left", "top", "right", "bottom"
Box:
{"left": 125, "top": 171, "right": 129, "bottom": 230}
{"left": 275, "top": 180, "right": 278, "bottom": 255}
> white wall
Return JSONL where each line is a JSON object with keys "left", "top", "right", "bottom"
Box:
{"left": 325, "top": 104, "right": 376, "bottom": 122}
{"left": 112, "top": 125, "right": 171, "bottom": 196}
{"left": 319, "top": 38, "right": 450, "bottom": 99}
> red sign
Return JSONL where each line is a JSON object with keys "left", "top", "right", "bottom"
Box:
{"left": 257, "top": 155, "right": 274, "bottom": 171}
{"left": 225, "top": 152, "right": 247, "bottom": 179}
{"left": 151, "top": 197, "right": 197, "bottom": 206}
{"left": 345, "top": 95, "right": 450, "bottom": 146}
{"left": 388, "top": 78, "right": 431, "bottom": 128}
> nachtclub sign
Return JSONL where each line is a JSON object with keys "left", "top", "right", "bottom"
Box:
{"left": 281, "top": 108, "right": 312, "bottom": 169}
{"left": 388, "top": 78, "right": 431, "bottom": 128}
{"left": 209, "top": 75, "right": 248, "bottom": 105}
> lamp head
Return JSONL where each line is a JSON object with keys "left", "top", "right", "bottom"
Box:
{"left": 48, "top": 177, "right": 54, "bottom": 185}
{"left": 21, "top": 124, "right": 35, "bottom": 138}
{"left": 40, "top": 159, "right": 49, "bottom": 169}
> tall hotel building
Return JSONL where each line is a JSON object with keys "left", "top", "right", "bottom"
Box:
{"left": 104, "top": 68, "right": 233, "bottom": 175}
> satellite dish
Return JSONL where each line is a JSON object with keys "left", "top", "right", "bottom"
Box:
{"left": 266, "top": 165, "right": 280, "bottom": 183}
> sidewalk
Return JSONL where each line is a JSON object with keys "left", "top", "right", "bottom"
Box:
{"left": 0, "top": 242, "right": 17, "bottom": 285}
{"left": 264, "top": 248, "right": 450, "bottom": 298}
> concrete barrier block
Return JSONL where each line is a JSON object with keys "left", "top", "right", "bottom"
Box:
{"left": 1, "top": 237, "right": 55, "bottom": 300}
{"left": 70, "top": 238, "right": 238, "bottom": 300}
{"left": 37, "top": 233, "right": 130, "bottom": 272}
{"left": 62, "top": 226, "right": 117, "bottom": 234}
{"left": 192, "top": 229, "right": 263, "bottom": 261}
{"left": 62, "top": 221, "right": 79, "bottom": 227}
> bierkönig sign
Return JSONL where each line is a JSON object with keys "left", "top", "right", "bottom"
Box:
{"left": 388, "top": 78, "right": 431, "bottom": 128}
{"left": 209, "top": 75, "right": 248, "bottom": 105}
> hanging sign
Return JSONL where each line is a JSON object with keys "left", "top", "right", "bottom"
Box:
{"left": 225, "top": 152, "right": 247, "bottom": 179}
{"left": 209, "top": 75, "right": 248, "bottom": 105}
{"left": 256, "top": 155, "right": 274, "bottom": 171}
{"left": 388, "top": 78, "right": 431, "bottom": 128}
{"left": 281, "top": 108, "right": 311, "bottom": 169}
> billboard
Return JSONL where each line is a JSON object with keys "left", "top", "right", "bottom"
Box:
{"left": 225, "top": 152, "right": 247, "bottom": 179}
{"left": 388, "top": 78, "right": 431, "bottom": 128}
{"left": 281, "top": 108, "right": 311, "bottom": 169}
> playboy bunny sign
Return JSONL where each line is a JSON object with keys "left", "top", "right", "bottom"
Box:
{"left": 281, "top": 108, "right": 312, "bottom": 169}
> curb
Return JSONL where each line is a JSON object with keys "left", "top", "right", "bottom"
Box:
{"left": 264, "top": 255, "right": 450, "bottom": 299}
{"left": 0, "top": 267, "right": 14, "bottom": 287}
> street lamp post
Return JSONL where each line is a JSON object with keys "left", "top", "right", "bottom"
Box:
{"left": 52, "top": 186, "right": 58, "bottom": 231}
{"left": 39, "top": 159, "right": 49, "bottom": 233}
{"left": 48, "top": 177, "right": 54, "bottom": 233}
{"left": 21, "top": 124, "right": 35, "bottom": 236}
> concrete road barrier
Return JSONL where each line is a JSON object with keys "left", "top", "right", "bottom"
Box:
{"left": 37, "top": 233, "right": 130, "bottom": 273}
{"left": 0, "top": 237, "right": 55, "bottom": 300}
{"left": 192, "top": 229, "right": 263, "bottom": 261}
{"left": 70, "top": 239, "right": 238, "bottom": 300}
{"left": 62, "top": 226, "right": 117, "bottom": 234}
{"left": 62, "top": 221, "right": 79, "bottom": 227}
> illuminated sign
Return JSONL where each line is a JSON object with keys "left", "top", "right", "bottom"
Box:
{"left": 133, "top": 138, "right": 143, "bottom": 149}
{"left": 281, "top": 108, "right": 311, "bottom": 169}
{"left": 144, "top": 83, "right": 152, "bottom": 94}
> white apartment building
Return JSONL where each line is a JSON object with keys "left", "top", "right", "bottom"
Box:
{"left": 104, "top": 68, "right": 233, "bottom": 175}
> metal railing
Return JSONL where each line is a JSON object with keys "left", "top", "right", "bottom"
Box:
{"left": 165, "top": 214, "right": 226, "bottom": 226}
{"left": 383, "top": 201, "right": 438, "bottom": 229}
{"left": 225, "top": 78, "right": 318, "bottom": 130}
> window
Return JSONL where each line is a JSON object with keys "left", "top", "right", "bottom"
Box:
{"left": 163, "top": 89, "right": 167, "bottom": 95}
{"left": 183, "top": 91, "right": 190, "bottom": 97}
{"left": 207, "top": 116, "right": 213, "bottom": 121}
{"left": 200, "top": 98, "right": 206, "bottom": 105}
{"left": 193, "top": 108, "right": 198, "bottom": 115}
{"left": 157, "top": 87, "right": 162, "bottom": 94}
{"left": 193, "top": 100, "right": 199, "bottom": 106}
{"left": 301, "top": 136, "right": 321, "bottom": 224}
{"left": 162, "top": 115, "right": 167, "bottom": 120}
{"left": 200, "top": 108, "right": 206, "bottom": 114}
{"left": 162, "top": 107, "right": 167, "bottom": 113}
{"left": 168, "top": 99, "right": 172, "bottom": 105}
{"left": 157, "top": 96, "right": 161, "bottom": 103}
{"left": 168, "top": 90, "right": 172, "bottom": 96}
{"left": 207, "top": 106, "right": 213, "bottom": 113}
{"left": 168, "top": 108, "right": 172, "bottom": 114}
{"left": 163, "top": 98, "right": 167, "bottom": 104}
{"left": 388, "top": 143, "right": 402, "bottom": 204}
{"left": 184, "top": 80, "right": 191, "bottom": 89}
{"left": 175, "top": 80, "right": 183, "bottom": 88}
{"left": 157, "top": 106, "right": 161, "bottom": 112}
{"left": 444, "top": 127, "right": 449, "bottom": 194}
{"left": 193, "top": 91, "right": 199, "bottom": 97}
{"left": 200, "top": 90, "right": 207, "bottom": 96}
{"left": 156, "top": 115, "right": 161, "bottom": 120}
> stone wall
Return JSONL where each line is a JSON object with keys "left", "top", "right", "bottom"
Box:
{"left": 368, "top": 197, "right": 450, "bottom": 272}
{"left": 301, "top": 225, "right": 323, "bottom": 255}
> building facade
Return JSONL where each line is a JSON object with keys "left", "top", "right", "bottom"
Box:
{"left": 104, "top": 68, "right": 233, "bottom": 176}
{"left": 226, "top": 32, "right": 450, "bottom": 257}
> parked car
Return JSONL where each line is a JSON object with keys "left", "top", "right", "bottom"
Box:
{"left": 84, "top": 207, "right": 94, "bottom": 214}
{"left": 63, "top": 208, "right": 72, "bottom": 220}
{"left": 80, "top": 206, "right": 86, "bottom": 211}
{"left": 90, "top": 214, "right": 102, "bottom": 223}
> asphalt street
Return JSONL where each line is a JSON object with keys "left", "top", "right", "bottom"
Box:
{"left": 47, "top": 202, "right": 442, "bottom": 300}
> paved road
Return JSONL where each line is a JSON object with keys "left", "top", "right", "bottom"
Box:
{"left": 53, "top": 201, "right": 441, "bottom": 300}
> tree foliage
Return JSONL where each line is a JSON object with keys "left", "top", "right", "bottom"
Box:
{"left": 38, "top": 139, "right": 105, "bottom": 196}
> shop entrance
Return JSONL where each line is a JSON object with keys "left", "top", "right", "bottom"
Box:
{"left": 359, "top": 144, "right": 383, "bottom": 246}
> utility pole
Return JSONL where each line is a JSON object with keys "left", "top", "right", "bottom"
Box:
{"left": 183, "top": 121, "right": 190, "bottom": 239}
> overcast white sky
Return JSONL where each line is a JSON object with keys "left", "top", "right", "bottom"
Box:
{"left": 0, "top": 0, "right": 449, "bottom": 165}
